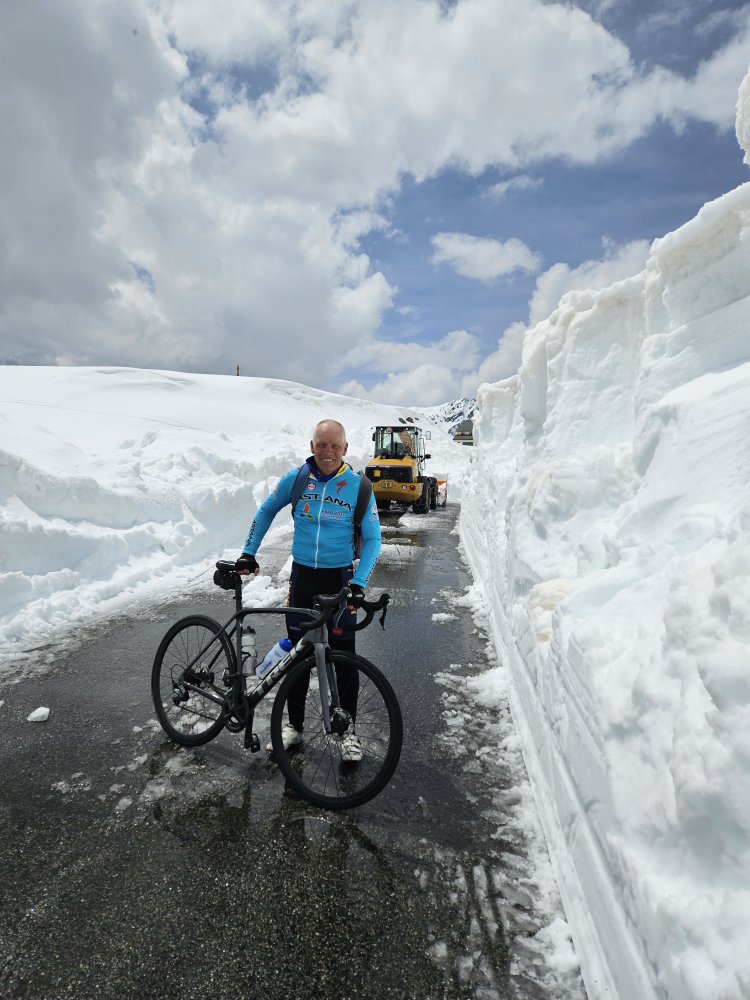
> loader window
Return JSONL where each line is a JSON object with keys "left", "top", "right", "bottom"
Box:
{"left": 397, "top": 431, "right": 413, "bottom": 456}
{"left": 374, "top": 426, "right": 418, "bottom": 459}
{"left": 374, "top": 428, "right": 397, "bottom": 458}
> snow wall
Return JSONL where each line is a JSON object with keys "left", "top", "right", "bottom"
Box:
{"left": 460, "top": 87, "right": 750, "bottom": 1000}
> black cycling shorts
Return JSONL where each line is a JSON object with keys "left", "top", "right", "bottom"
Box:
{"left": 285, "top": 562, "right": 356, "bottom": 649}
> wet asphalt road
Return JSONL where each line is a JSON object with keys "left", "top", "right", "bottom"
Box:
{"left": 0, "top": 506, "right": 581, "bottom": 1000}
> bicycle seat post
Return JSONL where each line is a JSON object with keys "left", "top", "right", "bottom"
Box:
{"left": 231, "top": 571, "right": 250, "bottom": 702}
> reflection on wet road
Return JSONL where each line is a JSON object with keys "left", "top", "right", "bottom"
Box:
{"left": 0, "top": 505, "right": 586, "bottom": 1000}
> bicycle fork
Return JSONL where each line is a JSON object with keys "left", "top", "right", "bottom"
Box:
{"left": 306, "top": 624, "right": 341, "bottom": 737}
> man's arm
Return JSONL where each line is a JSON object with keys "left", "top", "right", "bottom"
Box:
{"left": 351, "top": 493, "right": 381, "bottom": 588}
{"left": 241, "top": 468, "right": 297, "bottom": 558}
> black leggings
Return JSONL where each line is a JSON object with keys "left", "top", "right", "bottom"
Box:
{"left": 285, "top": 563, "right": 358, "bottom": 731}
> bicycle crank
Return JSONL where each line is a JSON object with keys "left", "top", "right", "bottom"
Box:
{"left": 221, "top": 693, "right": 250, "bottom": 733}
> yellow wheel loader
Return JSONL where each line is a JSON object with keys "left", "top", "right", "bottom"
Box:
{"left": 364, "top": 422, "right": 439, "bottom": 514}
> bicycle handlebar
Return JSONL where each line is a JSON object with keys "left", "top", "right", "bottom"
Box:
{"left": 307, "top": 586, "right": 390, "bottom": 633}
{"left": 353, "top": 590, "right": 390, "bottom": 631}
{"left": 212, "top": 562, "right": 389, "bottom": 632}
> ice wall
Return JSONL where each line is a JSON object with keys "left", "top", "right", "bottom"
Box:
{"left": 461, "top": 74, "right": 750, "bottom": 1000}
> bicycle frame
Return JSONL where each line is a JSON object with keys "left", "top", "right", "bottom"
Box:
{"left": 177, "top": 569, "right": 342, "bottom": 743}
{"left": 153, "top": 560, "right": 397, "bottom": 809}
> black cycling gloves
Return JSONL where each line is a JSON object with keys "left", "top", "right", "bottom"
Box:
{"left": 235, "top": 553, "right": 259, "bottom": 575}
{"left": 348, "top": 583, "right": 365, "bottom": 608}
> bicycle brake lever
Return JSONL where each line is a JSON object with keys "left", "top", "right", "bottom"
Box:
{"left": 378, "top": 604, "right": 388, "bottom": 630}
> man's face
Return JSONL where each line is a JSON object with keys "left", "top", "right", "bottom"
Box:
{"left": 311, "top": 423, "right": 348, "bottom": 476}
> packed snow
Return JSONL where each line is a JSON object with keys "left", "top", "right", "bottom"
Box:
{"left": 459, "top": 67, "right": 750, "bottom": 1000}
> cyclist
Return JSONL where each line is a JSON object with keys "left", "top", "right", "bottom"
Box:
{"left": 235, "top": 418, "right": 382, "bottom": 761}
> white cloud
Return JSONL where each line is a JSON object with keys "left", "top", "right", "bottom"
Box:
{"left": 0, "top": 0, "right": 186, "bottom": 364}
{"left": 1, "top": 0, "right": 748, "bottom": 387}
{"left": 462, "top": 321, "right": 528, "bottom": 393}
{"left": 335, "top": 329, "right": 482, "bottom": 405}
{"left": 0, "top": 1, "right": 396, "bottom": 383}
{"left": 334, "top": 210, "right": 390, "bottom": 249}
{"left": 161, "top": 0, "right": 290, "bottom": 64}
{"left": 340, "top": 363, "right": 463, "bottom": 407}
{"left": 336, "top": 329, "right": 480, "bottom": 378}
{"left": 456, "top": 238, "right": 651, "bottom": 397}
{"left": 528, "top": 238, "right": 650, "bottom": 325}
{"left": 484, "top": 175, "right": 543, "bottom": 200}
{"left": 431, "top": 233, "right": 542, "bottom": 283}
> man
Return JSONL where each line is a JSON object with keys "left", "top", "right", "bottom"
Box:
{"left": 236, "top": 418, "right": 382, "bottom": 762}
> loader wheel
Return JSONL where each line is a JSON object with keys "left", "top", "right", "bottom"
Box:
{"left": 377, "top": 500, "right": 391, "bottom": 511}
{"left": 429, "top": 478, "right": 438, "bottom": 510}
{"left": 413, "top": 480, "right": 430, "bottom": 514}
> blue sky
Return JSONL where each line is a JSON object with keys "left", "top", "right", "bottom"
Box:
{"left": 350, "top": 119, "right": 749, "bottom": 387}
{"left": 1, "top": 0, "right": 749, "bottom": 404}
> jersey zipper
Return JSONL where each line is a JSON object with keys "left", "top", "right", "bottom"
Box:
{"left": 313, "top": 465, "right": 348, "bottom": 567}
{"left": 314, "top": 478, "right": 328, "bottom": 566}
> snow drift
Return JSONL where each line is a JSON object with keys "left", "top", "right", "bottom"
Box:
{"left": 460, "top": 68, "right": 750, "bottom": 1000}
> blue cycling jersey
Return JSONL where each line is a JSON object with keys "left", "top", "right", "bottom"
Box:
{"left": 243, "top": 459, "right": 382, "bottom": 587}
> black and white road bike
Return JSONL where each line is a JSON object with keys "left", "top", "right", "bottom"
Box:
{"left": 151, "top": 560, "right": 402, "bottom": 810}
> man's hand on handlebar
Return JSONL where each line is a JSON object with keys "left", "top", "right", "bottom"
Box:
{"left": 235, "top": 553, "right": 259, "bottom": 576}
{"left": 299, "top": 587, "right": 389, "bottom": 634}
{"left": 347, "top": 584, "right": 365, "bottom": 610}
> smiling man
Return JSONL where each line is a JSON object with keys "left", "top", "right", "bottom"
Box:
{"left": 235, "top": 419, "right": 382, "bottom": 760}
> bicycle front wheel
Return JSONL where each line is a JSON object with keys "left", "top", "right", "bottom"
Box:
{"left": 270, "top": 651, "right": 402, "bottom": 810}
{"left": 151, "top": 615, "right": 235, "bottom": 747}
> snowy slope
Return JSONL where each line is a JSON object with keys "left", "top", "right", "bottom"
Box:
{"left": 0, "top": 367, "right": 468, "bottom": 658}
{"left": 460, "top": 92, "right": 750, "bottom": 1000}
{"left": 421, "top": 396, "right": 477, "bottom": 436}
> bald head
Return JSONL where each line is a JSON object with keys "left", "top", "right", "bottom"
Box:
{"left": 314, "top": 419, "right": 347, "bottom": 441}
{"left": 311, "top": 419, "right": 348, "bottom": 475}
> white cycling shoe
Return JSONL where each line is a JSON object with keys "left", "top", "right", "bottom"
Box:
{"left": 267, "top": 724, "right": 303, "bottom": 753}
{"left": 341, "top": 733, "right": 363, "bottom": 763}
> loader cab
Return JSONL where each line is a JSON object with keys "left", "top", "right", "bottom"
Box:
{"left": 372, "top": 425, "right": 430, "bottom": 468}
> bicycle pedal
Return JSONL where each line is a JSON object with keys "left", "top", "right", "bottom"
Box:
{"left": 244, "top": 732, "right": 260, "bottom": 753}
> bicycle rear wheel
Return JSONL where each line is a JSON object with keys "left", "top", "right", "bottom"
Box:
{"left": 151, "top": 615, "right": 235, "bottom": 747}
{"left": 270, "top": 651, "right": 402, "bottom": 810}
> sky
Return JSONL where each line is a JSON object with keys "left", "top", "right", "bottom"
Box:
{"left": 2, "top": 0, "right": 750, "bottom": 405}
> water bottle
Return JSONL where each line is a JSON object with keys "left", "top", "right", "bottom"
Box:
{"left": 255, "top": 638, "right": 293, "bottom": 678}
{"left": 241, "top": 627, "right": 257, "bottom": 676}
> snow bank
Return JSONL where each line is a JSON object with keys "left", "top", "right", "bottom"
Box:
{"left": 461, "top": 177, "right": 750, "bottom": 999}
{"left": 0, "top": 366, "right": 466, "bottom": 664}
{"left": 736, "top": 64, "right": 750, "bottom": 167}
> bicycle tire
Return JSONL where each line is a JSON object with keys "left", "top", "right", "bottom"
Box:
{"left": 270, "top": 651, "right": 402, "bottom": 811}
{"left": 151, "top": 615, "right": 235, "bottom": 747}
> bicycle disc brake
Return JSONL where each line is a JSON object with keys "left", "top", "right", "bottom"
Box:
{"left": 221, "top": 693, "right": 250, "bottom": 733}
